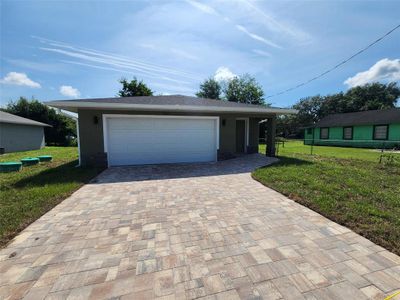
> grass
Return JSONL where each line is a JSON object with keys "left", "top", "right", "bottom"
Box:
{"left": 0, "top": 147, "right": 103, "bottom": 247}
{"left": 255, "top": 141, "right": 400, "bottom": 255}
{"left": 259, "top": 140, "right": 399, "bottom": 162}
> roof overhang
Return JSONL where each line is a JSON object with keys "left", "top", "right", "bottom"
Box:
{"left": 0, "top": 120, "right": 52, "bottom": 127}
{"left": 45, "top": 101, "right": 298, "bottom": 115}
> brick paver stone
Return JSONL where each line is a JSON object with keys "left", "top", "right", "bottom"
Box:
{"left": 0, "top": 154, "right": 399, "bottom": 299}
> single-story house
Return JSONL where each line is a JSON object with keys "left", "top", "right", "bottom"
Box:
{"left": 0, "top": 111, "right": 51, "bottom": 153}
{"left": 304, "top": 108, "right": 400, "bottom": 148}
{"left": 47, "top": 95, "right": 296, "bottom": 167}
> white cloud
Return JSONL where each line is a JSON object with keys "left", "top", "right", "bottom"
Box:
{"left": 214, "top": 67, "right": 237, "bottom": 81}
{"left": 36, "top": 36, "right": 202, "bottom": 82}
{"left": 0, "top": 72, "right": 41, "bottom": 88}
{"left": 235, "top": 25, "right": 281, "bottom": 49}
{"left": 151, "top": 82, "right": 196, "bottom": 95}
{"left": 344, "top": 58, "right": 400, "bottom": 87}
{"left": 59, "top": 85, "right": 81, "bottom": 98}
{"left": 185, "top": 0, "right": 311, "bottom": 45}
{"left": 185, "top": 0, "right": 218, "bottom": 15}
{"left": 235, "top": 0, "right": 312, "bottom": 43}
{"left": 185, "top": 0, "right": 292, "bottom": 49}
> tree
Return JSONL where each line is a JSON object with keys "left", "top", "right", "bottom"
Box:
{"left": 277, "top": 82, "right": 400, "bottom": 138}
{"left": 293, "top": 95, "right": 325, "bottom": 126}
{"left": 3, "top": 97, "right": 76, "bottom": 146}
{"left": 277, "top": 82, "right": 400, "bottom": 137}
{"left": 224, "top": 74, "right": 265, "bottom": 105}
{"left": 196, "top": 78, "right": 222, "bottom": 100}
{"left": 275, "top": 96, "right": 323, "bottom": 139}
{"left": 118, "top": 77, "right": 153, "bottom": 97}
{"left": 344, "top": 82, "right": 400, "bottom": 111}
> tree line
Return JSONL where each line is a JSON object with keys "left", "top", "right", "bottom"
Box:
{"left": 2, "top": 76, "right": 398, "bottom": 146}
{"left": 118, "top": 77, "right": 399, "bottom": 139}
{"left": 277, "top": 82, "right": 400, "bottom": 137}
{"left": 118, "top": 75, "right": 267, "bottom": 106}
{"left": 195, "top": 75, "right": 266, "bottom": 105}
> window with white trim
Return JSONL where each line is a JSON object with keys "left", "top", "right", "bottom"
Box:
{"left": 373, "top": 125, "right": 388, "bottom": 140}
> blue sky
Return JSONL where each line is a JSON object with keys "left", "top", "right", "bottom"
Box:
{"left": 1, "top": 0, "right": 399, "bottom": 108}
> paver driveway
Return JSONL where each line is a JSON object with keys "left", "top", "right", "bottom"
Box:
{"left": 1, "top": 154, "right": 400, "bottom": 300}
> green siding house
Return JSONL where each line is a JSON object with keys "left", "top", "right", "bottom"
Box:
{"left": 304, "top": 108, "right": 400, "bottom": 148}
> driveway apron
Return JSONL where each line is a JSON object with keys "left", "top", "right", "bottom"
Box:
{"left": 1, "top": 154, "right": 399, "bottom": 299}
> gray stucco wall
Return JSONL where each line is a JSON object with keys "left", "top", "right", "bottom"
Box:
{"left": 0, "top": 123, "right": 45, "bottom": 153}
{"left": 77, "top": 109, "right": 271, "bottom": 166}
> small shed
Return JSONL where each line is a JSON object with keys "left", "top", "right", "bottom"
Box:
{"left": 0, "top": 111, "right": 51, "bottom": 153}
{"left": 304, "top": 108, "right": 400, "bottom": 148}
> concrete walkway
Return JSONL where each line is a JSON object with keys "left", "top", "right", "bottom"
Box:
{"left": 1, "top": 154, "right": 399, "bottom": 299}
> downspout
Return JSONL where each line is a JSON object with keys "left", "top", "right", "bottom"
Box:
{"left": 54, "top": 108, "right": 81, "bottom": 167}
{"left": 75, "top": 117, "right": 81, "bottom": 167}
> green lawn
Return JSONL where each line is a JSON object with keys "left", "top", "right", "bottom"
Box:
{"left": 0, "top": 147, "right": 103, "bottom": 247}
{"left": 259, "top": 140, "right": 399, "bottom": 162}
{"left": 255, "top": 141, "right": 400, "bottom": 255}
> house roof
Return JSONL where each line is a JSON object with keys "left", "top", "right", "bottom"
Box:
{"left": 314, "top": 108, "right": 400, "bottom": 127}
{"left": 0, "top": 111, "right": 51, "bottom": 127}
{"left": 46, "top": 95, "right": 297, "bottom": 115}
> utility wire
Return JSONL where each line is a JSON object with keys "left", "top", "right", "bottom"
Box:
{"left": 266, "top": 24, "right": 400, "bottom": 99}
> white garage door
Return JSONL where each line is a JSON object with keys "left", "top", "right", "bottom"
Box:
{"left": 105, "top": 116, "right": 218, "bottom": 166}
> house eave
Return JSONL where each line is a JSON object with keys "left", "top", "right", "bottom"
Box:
{"left": 45, "top": 101, "right": 298, "bottom": 115}
{"left": 0, "top": 120, "right": 52, "bottom": 127}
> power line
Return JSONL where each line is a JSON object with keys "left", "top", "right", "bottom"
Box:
{"left": 266, "top": 24, "right": 400, "bottom": 99}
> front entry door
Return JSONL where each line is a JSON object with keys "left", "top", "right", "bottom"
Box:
{"left": 236, "top": 120, "right": 246, "bottom": 153}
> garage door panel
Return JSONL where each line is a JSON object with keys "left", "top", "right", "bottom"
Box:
{"left": 152, "top": 132, "right": 212, "bottom": 144}
{"left": 153, "top": 118, "right": 214, "bottom": 130}
{"left": 108, "top": 118, "right": 155, "bottom": 130}
{"left": 109, "top": 130, "right": 154, "bottom": 142}
{"left": 106, "top": 116, "right": 217, "bottom": 166}
{"left": 123, "top": 144, "right": 214, "bottom": 155}
{"left": 109, "top": 150, "right": 214, "bottom": 166}
{"left": 108, "top": 144, "right": 128, "bottom": 153}
{"left": 142, "top": 142, "right": 214, "bottom": 153}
